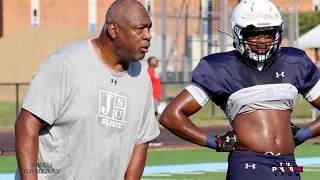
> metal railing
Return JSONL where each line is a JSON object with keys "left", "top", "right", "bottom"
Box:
{"left": 0, "top": 83, "right": 29, "bottom": 119}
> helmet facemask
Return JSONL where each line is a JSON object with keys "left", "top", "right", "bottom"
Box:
{"left": 233, "top": 24, "right": 283, "bottom": 63}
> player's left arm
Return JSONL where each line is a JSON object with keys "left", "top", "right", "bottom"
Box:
{"left": 292, "top": 52, "right": 320, "bottom": 146}
{"left": 124, "top": 143, "right": 149, "bottom": 180}
{"left": 293, "top": 97, "right": 320, "bottom": 146}
{"left": 308, "top": 97, "right": 320, "bottom": 136}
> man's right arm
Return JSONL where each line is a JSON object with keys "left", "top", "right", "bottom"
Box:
{"left": 14, "top": 51, "right": 71, "bottom": 179}
{"left": 15, "top": 109, "right": 48, "bottom": 180}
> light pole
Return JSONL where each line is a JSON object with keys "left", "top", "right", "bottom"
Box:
{"left": 294, "top": 0, "right": 299, "bottom": 47}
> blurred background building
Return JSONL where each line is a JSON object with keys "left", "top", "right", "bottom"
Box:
{"left": 0, "top": 0, "right": 317, "bottom": 80}
{"left": 0, "top": 0, "right": 319, "bottom": 119}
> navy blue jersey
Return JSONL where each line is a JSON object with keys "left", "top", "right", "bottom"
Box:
{"left": 192, "top": 47, "right": 320, "bottom": 111}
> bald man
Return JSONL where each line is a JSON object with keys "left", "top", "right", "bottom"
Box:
{"left": 15, "top": 1, "right": 160, "bottom": 180}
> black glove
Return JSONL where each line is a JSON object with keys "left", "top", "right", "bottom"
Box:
{"left": 216, "top": 130, "right": 237, "bottom": 152}
{"left": 291, "top": 122, "right": 302, "bottom": 146}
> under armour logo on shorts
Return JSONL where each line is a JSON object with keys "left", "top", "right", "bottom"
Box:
{"left": 265, "top": 151, "right": 281, "bottom": 156}
{"left": 225, "top": 136, "right": 236, "bottom": 142}
{"left": 275, "top": 71, "right": 285, "bottom": 78}
{"left": 245, "top": 163, "right": 256, "bottom": 169}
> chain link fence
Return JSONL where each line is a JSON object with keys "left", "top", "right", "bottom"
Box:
{"left": 0, "top": 80, "right": 318, "bottom": 129}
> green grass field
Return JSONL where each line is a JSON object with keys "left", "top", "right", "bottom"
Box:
{"left": 145, "top": 144, "right": 320, "bottom": 166}
{"left": 0, "top": 102, "right": 18, "bottom": 129}
{"left": 1, "top": 144, "right": 320, "bottom": 179}
{"left": 0, "top": 156, "right": 16, "bottom": 173}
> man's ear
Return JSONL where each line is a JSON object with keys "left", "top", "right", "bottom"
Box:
{"left": 107, "top": 23, "right": 117, "bottom": 39}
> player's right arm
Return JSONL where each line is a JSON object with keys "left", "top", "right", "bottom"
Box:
{"left": 15, "top": 110, "right": 48, "bottom": 180}
{"left": 291, "top": 52, "right": 320, "bottom": 146}
{"left": 159, "top": 88, "right": 208, "bottom": 146}
{"left": 159, "top": 87, "right": 235, "bottom": 151}
{"left": 159, "top": 59, "right": 236, "bottom": 152}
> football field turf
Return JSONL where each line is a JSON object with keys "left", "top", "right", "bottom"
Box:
{"left": 141, "top": 144, "right": 320, "bottom": 179}
{"left": 1, "top": 144, "right": 320, "bottom": 179}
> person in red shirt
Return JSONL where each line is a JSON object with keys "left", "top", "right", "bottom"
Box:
{"left": 147, "top": 56, "right": 163, "bottom": 146}
{"left": 147, "top": 56, "right": 162, "bottom": 115}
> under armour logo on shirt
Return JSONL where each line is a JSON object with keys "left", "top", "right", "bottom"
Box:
{"left": 245, "top": 163, "right": 256, "bottom": 169}
{"left": 275, "top": 71, "right": 285, "bottom": 78}
{"left": 111, "top": 79, "right": 117, "bottom": 84}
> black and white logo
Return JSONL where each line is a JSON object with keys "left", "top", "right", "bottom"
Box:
{"left": 98, "top": 90, "right": 127, "bottom": 129}
{"left": 245, "top": 163, "right": 256, "bottom": 169}
{"left": 111, "top": 79, "right": 117, "bottom": 84}
{"left": 275, "top": 71, "right": 285, "bottom": 78}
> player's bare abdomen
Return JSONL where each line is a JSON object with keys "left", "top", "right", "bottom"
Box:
{"left": 232, "top": 109, "right": 295, "bottom": 155}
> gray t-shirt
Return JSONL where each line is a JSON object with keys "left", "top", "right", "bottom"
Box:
{"left": 15, "top": 40, "right": 160, "bottom": 180}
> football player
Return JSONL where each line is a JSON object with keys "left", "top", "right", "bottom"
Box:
{"left": 159, "top": 0, "right": 320, "bottom": 179}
